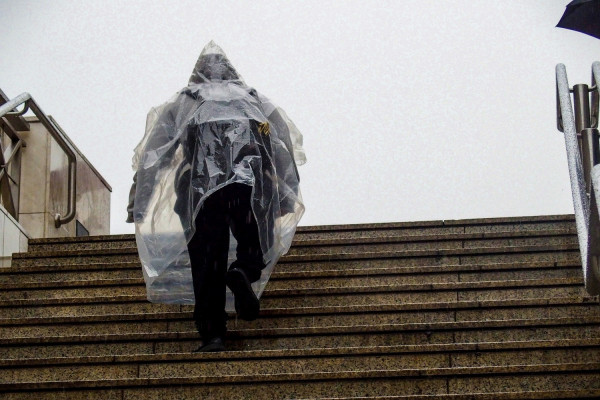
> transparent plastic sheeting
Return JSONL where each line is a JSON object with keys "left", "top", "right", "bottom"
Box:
{"left": 133, "top": 41, "right": 305, "bottom": 309}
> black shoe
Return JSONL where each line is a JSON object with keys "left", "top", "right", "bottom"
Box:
{"left": 193, "top": 337, "right": 225, "bottom": 353}
{"left": 226, "top": 267, "right": 260, "bottom": 321}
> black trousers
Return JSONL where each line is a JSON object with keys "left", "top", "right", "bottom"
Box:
{"left": 186, "top": 183, "right": 264, "bottom": 339}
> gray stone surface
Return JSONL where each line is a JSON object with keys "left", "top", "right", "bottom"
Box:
{"left": 4, "top": 214, "right": 600, "bottom": 398}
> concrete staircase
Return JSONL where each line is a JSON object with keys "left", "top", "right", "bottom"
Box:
{"left": 1, "top": 214, "right": 600, "bottom": 399}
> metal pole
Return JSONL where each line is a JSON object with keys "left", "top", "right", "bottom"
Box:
{"left": 573, "top": 84, "right": 593, "bottom": 193}
{"left": 582, "top": 128, "right": 600, "bottom": 194}
{"left": 592, "top": 62, "right": 600, "bottom": 128}
{"left": 574, "top": 84, "right": 592, "bottom": 132}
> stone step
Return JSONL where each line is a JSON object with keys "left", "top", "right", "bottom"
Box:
{"left": 0, "top": 287, "right": 588, "bottom": 324}
{"left": 24, "top": 215, "right": 575, "bottom": 249}
{"left": 0, "top": 296, "right": 596, "bottom": 341}
{"left": 4, "top": 390, "right": 600, "bottom": 400}
{"left": 1, "top": 358, "right": 599, "bottom": 397}
{"left": 2, "top": 314, "right": 599, "bottom": 360}
{"left": 0, "top": 254, "right": 581, "bottom": 281}
{"left": 0, "top": 262, "right": 582, "bottom": 299}
{"left": 9, "top": 243, "right": 580, "bottom": 268}
{"left": 291, "top": 217, "right": 577, "bottom": 238}
{"left": 0, "top": 276, "right": 585, "bottom": 316}
{"left": 0, "top": 261, "right": 142, "bottom": 275}
{"left": 0, "top": 339, "right": 598, "bottom": 386}
{"left": 7, "top": 336, "right": 597, "bottom": 367}
{"left": 1, "top": 214, "right": 592, "bottom": 398}
{"left": 22, "top": 229, "right": 578, "bottom": 256}
{"left": 3, "top": 385, "right": 600, "bottom": 400}
{"left": 0, "top": 296, "right": 595, "bottom": 338}
{"left": 23, "top": 227, "right": 576, "bottom": 254}
{"left": 297, "top": 391, "right": 600, "bottom": 400}
{"left": 285, "top": 232, "right": 576, "bottom": 256}
{"left": 0, "top": 268, "right": 583, "bottom": 302}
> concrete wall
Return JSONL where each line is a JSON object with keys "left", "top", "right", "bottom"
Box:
{"left": 0, "top": 204, "right": 28, "bottom": 268}
{"left": 16, "top": 117, "right": 111, "bottom": 238}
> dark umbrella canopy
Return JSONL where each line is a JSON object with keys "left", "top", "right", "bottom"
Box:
{"left": 557, "top": 0, "right": 600, "bottom": 39}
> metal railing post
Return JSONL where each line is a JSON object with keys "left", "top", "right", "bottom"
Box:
{"left": 574, "top": 84, "right": 590, "bottom": 192}
{"left": 573, "top": 84, "right": 591, "bottom": 133}
{"left": 582, "top": 128, "right": 600, "bottom": 194}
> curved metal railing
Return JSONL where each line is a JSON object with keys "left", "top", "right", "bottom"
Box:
{"left": 556, "top": 63, "right": 600, "bottom": 294}
{"left": 0, "top": 93, "right": 76, "bottom": 228}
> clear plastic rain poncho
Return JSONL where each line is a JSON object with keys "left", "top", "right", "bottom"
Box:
{"left": 133, "top": 41, "right": 305, "bottom": 309}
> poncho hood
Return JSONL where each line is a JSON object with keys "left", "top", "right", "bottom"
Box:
{"left": 188, "top": 41, "right": 245, "bottom": 85}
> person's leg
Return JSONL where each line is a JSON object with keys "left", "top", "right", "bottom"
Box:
{"left": 227, "top": 184, "right": 266, "bottom": 280}
{"left": 224, "top": 183, "right": 266, "bottom": 321}
{"left": 187, "top": 191, "right": 229, "bottom": 350}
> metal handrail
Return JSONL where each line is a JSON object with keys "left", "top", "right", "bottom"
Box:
{"left": 592, "top": 63, "right": 599, "bottom": 129}
{"left": 0, "top": 93, "right": 77, "bottom": 228}
{"left": 556, "top": 63, "right": 600, "bottom": 295}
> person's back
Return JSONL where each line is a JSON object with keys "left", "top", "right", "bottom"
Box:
{"left": 128, "top": 41, "right": 306, "bottom": 351}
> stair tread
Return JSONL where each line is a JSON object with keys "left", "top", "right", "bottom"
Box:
{"left": 25, "top": 214, "right": 575, "bottom": 245}
{"left": 2, "top": 214, "right": 596, "bottom": 397}
{"left": 2, "top": 338, "right": 599, "bottom": 367}
{"left": 0, "top": 277, "right": 584, "bottom": 307}
{"left": 2, "top": 315, "right": 599, "bottom": 346}
{"left": 25, "top": 228, "right": 576, "bottom": 252}
{"left": 0, "top": 265, "right": 582, "bottom": 291}
{"left": 12, "top": 240, "right": 580, "bottom": 260}
{"left": 0, "top": 295, "right": 594, "bottom": 325}
{"left": 0, "top": 259, "right": 581, "bottom": 277}
{"left": 298, "top": 390, "right": 600, "bottom": 400}
{"left": 1, "top": 361, "right": 598, "bottom": 390}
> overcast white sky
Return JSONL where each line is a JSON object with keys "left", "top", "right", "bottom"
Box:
{"left": 1, "top": 1, "right": 600, "bottom": 234}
